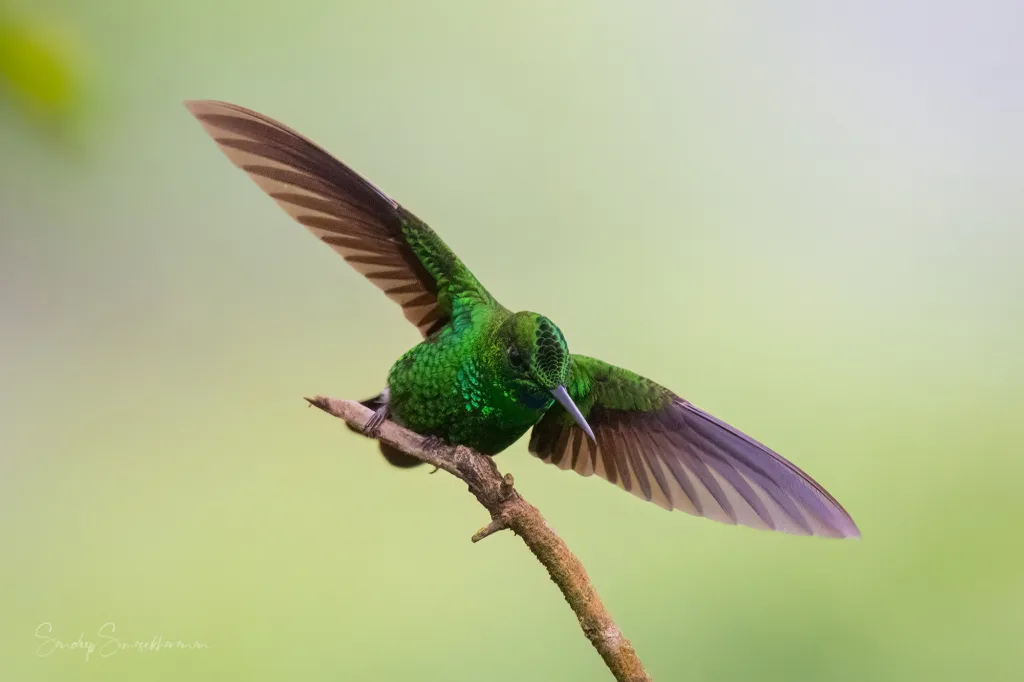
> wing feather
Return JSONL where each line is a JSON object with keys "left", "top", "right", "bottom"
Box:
{"left": 185, "top": 99, "right": 494, "bottom": 336}
{"left": 529, "top": 355, "right": 860, "bottom": 538}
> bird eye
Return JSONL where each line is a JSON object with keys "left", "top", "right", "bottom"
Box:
{"left": 507, "top": 346, "right": 525, "bottom": 369}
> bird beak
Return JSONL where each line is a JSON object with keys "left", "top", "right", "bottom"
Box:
{"left": 550, "top": 385, "right": 596, "bottom": 442}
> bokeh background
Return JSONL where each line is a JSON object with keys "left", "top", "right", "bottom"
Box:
{"left": 2, "top": 1, "right": 1022, "bottom": 680}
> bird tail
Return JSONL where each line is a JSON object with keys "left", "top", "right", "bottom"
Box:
{"left": 345, "top": 394, "right": 424, "bottom": 468}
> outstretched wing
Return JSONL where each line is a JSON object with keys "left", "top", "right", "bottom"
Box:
{"left": 529, "top": 356, "right": 860, "bottom": 538}
{"left": 185, "top": 100, "right": 495, "bottom": 336}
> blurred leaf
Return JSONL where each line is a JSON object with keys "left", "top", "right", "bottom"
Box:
{"left": 0, "top": 8, "right": 84, "bottom": 130}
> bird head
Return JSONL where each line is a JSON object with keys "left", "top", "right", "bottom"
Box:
{"left": 496, "top": 312, "right": 595, "bottom": 441}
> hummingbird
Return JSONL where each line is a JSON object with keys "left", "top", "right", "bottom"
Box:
{"left": 185, "top": 100, "right": 859, "bottom": 539}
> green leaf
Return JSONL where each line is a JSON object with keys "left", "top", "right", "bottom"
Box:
{"left": 0, "top": 9, "right": 84, "bottom": 124}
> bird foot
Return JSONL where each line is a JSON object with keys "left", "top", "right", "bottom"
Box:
{"left": 420, "top": 435, "right": 447, "bottom": 452}
{"left": 362, "top": 405, "right": 389, "bottom": 438}
{"left": 416, "top": 435, "right": 446, "bottom": 473}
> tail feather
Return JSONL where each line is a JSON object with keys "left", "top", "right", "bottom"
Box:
{"left": 378, "top": 444, "right": 425, "bottom": 468}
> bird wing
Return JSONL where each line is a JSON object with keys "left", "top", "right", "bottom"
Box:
{"left": 185, "top": 100, "right": 495, "bottom": 336}
{"left": 529, "top": 355, "right": 859, "bottom": 538}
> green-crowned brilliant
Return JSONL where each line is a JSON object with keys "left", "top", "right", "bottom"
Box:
{"left": 186, "top": 100, "right": 859, "bottom": 539}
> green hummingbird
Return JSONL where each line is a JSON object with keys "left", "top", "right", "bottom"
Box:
{"left": 185, "top": 100, "right": 859, "bottom": 539}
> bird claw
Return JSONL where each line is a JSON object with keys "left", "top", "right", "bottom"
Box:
{"left": 417, "top": 436, "right": 446, "bottom": 473}
{"left": 420, "top": 435, "right": 446, "bottom": 452}
{"left": 362, "top": 406, "right": 388, "bottom": 438}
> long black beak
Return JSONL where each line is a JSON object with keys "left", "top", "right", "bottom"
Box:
{"left": 550, "top": 385, "right": 596, "bottom": 442}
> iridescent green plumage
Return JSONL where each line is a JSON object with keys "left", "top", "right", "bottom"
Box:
{"left": 186, "top": 100, "right": 860, "bottom": 539}
{"left": 386, "top": 309, "right": 570, "bottom": 455}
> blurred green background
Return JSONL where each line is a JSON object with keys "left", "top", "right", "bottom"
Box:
{"left": 2, "top": 1, "right": 1022, "bottom": 680}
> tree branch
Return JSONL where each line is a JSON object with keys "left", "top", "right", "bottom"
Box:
{"left": 306, "top": 396, "right": 652, "bottom": 682}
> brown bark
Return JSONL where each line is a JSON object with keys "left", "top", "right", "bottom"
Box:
{"left": 306, "top": 396, "right": 652, "bottom": 682}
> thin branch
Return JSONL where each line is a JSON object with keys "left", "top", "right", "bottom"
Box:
{"left": 471, "top": 517, "right": 508, "bottom": 543}
{"left": 306, "top": 396, "right": 653, "bottom": 682}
